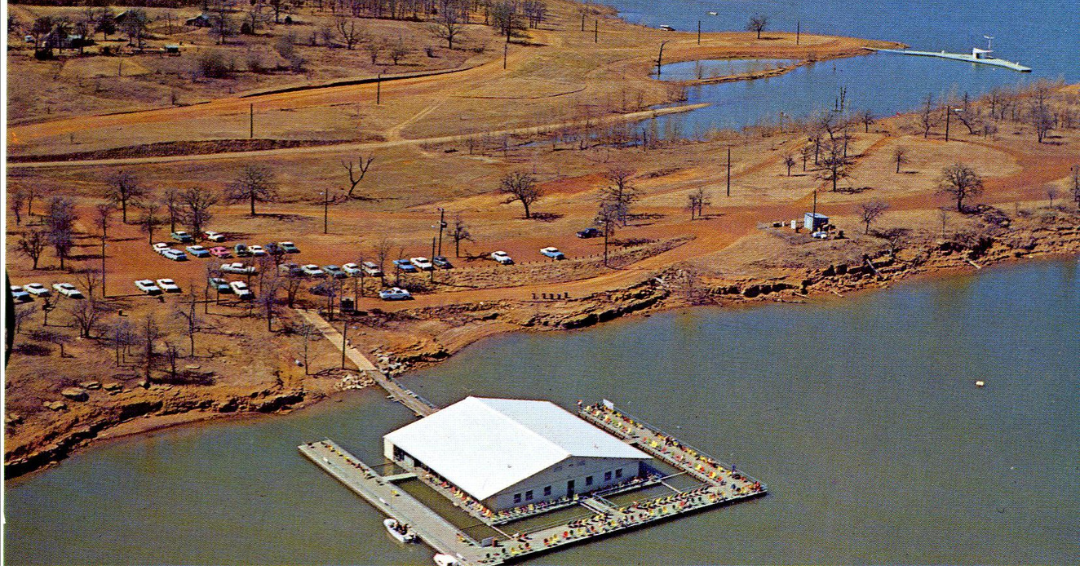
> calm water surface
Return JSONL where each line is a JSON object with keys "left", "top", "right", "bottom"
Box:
{"left": 6, "top": 260, "right": 1078, "bottom": 564}
{"left": 610, "top": 0, "right": 1078, "bottom": 131}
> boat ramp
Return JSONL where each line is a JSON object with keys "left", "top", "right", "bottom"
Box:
{"left": 867, "top": 47, "right": 1031, "bottom": 72}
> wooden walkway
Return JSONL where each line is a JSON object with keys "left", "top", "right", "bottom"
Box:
{"left": 296, "top": 309, "right": 437, "bottom": 417}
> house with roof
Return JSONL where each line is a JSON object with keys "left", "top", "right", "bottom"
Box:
{"left": 383, "top": 396, "right": 649, "bottom": 511}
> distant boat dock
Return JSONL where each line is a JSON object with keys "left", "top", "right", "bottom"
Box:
{"left": 866, "top": 47, "right": 1032, "bottom": 72}
{"left": 300, "top": 401, "right": 766, "bottom": 565}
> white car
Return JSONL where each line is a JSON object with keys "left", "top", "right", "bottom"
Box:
{"left": 52, "top": 283, "right": 84, "bottom": 299}
{"left": 410, "top": 257, "right": 434, "bottom": 271}
{"left": 185, "top": 245, "right": 211, "bottom": 258}
{"left": 221, "top": 262, "right": 257, "bottom": 275}
{"left": 135, "top": 279, "right": 162, "bottom": 295}
{"left": 301, "top": 264, "right": 326, "bottom": 277}
{"left": 491, "top": 251, "right": 514, "bottom": 265}
{"left": 162, "top": 249, "right": 188, "bottom": 262}
{"left": 362, "top": 261, "right": 383, "bottom": 277}
{"left": 229, "top": 281, "right": 254, "bottom": 300}
{"left": 24, "top": 283, "right": 50, "bottom": 296}
{"left": 156, "top": 278, "right": 181, "bottom": 293}
{"left": 203, "top": 230, "right": 225, "bottom": 242}
{"left": 10, "top": 286, "right": 32, "bottom": 302}
{"left": 152, "top": 242, "right": 171, "bottom": 254}
{"left": 248, "top": 245, "right": 267, "bottom": 257}
{"left": 540, "top": 247, "right": 566, "bottom": 260}
{"left": 342, "top": 263, "right": 363, "bottom": 277}
{"left": 379, "top": 287, "right": 412, "bottom": 301}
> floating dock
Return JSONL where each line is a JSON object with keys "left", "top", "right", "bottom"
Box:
{"left": 300, "top": 401, "right": 766, "bottom": 564}
{"left": 867, "top": 47, "right": 1031, "bottom": 72}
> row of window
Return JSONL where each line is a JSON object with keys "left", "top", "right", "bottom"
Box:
{"left": 511, "top": 468, "right": 624, "bottom": 504}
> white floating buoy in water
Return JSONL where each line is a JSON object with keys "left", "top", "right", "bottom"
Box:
{"left": 975, "top": 380, "right": 985, "bottom": 387}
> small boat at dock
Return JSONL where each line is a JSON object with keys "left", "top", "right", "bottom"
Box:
{"left": 383, "top": 518, "right": 417, "bottom": 543}
{"left": 433, "top": 554, "right": 461, "bottom": 566}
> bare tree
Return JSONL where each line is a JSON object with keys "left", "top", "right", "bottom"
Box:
{"left": 1046, "top": 185, "right": 1059, "bottom": 208}
{"left": 11, "top": 187, "right": 27, "bottom": 226}
{"left": 746, "top": 14, "right": 768, "bottom": 39}
{"left": 176, "top": 288, "right": 200, "bottom": 356}
{"left": 120, "top": 8, "right": 149, "bottom": 49}
{"left": 1071, "top": 165, "right": 1080, "bottom": 210}
{"left": 431, "top": 0, "right": 465, "bottom": 49}
{"left": 182, "top": 187, "right": 218, "bottom": 237}
{"left": 139, "top": 201, "right": 164, "bottom": 244}
{"left": 938, "top": 208, "right": 950, "bottom": 238}
{"left": 105, "top": 170, "right": 147, "bottom": 223}
{"left": 140, "top": 314, "right": 163, "bottom": 382}
{"left": 601, "top": 167, "right": 638, "bottom": 226}
{"left": 783, "top": 154, "right": 796, "bottom": 176}
{"left": 44, "top": 196, "right": 77, "bottom": 270}
{"left": 364, "top": 38, "right": 383, "bottom": 63}
{"left": 106, "top": 318, "right": 136, "bottom": 365}
{"left": 256, "top": 274, "right": 281, "bottom": 331}
{"left": 75, "top": 268, "right": 102, "bottom": 301}
{"left": 342, "top": 155, "right": 375, "bottom": 198}
{"left": 208, "top": 0, "right": 237, "bottom": 45}
{"left": 1032, "top": 102, "right": 1056, "bottom": 143}
{"left": 450, "top": 215, "right": 474, "bottom": 258}
{"left": 282, "top": 273, "right": 304, "bottom": 308}
{"left": 893, "top": 146, "right": 908, "bottom": 174}
{"left": 336, "top": 17, "right": 362, "bottom": 49}
{"left": 163, "top": 342, "right": 182, "bottom": 381}
{"left": 14, "top": 304, "right": 37, "bottom": 335}
{"left": 27, "top": 328, "right": 71, "bottom": 358}
{"left": 919, "top": 93, "right": 937, "bottom": 138}
{"left": 857, "top": 109, "right": 875, "bottom": 133}
{"left": 595, "top": 200, "right": 620, "bottom": 266}
{"left": 687, "top": 187, "right": 709, "bottom": 219}
{"left": 938, "top": 162, "right": 984, "bottom": 212}
{"left": 67, "top": 297, "right": 105, "bottom": 338}
{"left": 226, "top": 165, "right": 278, "bottom": 216}
{"left": 296, "top": 322, "right": 318, "bottom": 375}
{"left": 858, "top": 200, "right": 890, "bottom": 234}
{"left": 499, "top": 171, "right": 541, "bottom": 219}
{"left": 817, "top": 139, "right": 851, "bottom": 192}
{"left": 374, "top": 237, "right": 393, "bottom": 282}
{"left": 17, "top": 230, "right": 48, "bottom": 270}
{"left": 389, "top": 38, "right": 408, "bottom": 65}
{"left": 164, "top": 188, "right": 181, "bottom": 233}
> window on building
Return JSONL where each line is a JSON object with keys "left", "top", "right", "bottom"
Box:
{"left": 554, "top": 465, "right": 562, "bottom": 472}
{"left": 615, "top": 468, "right": 623, "bottom": 478}
{"left": 604, "top": 471, "right": 612, "bottom": 481}
{"left": 544, "top": 486, "right": 552, "bottom": 496}
{"left": 525, "top": 490, "right": 533, "bottom": 501}
{"left": 514, "top": 493, "right": 521, "bottom": 504}
{"left": 585, "top": 475, "right": 593, "bottom": 486}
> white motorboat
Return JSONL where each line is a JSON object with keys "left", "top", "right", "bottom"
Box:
{"left": 433, "top": 554, "right": 461, "bottom": 566}
{"left": 384, "top": 519, "right": 417, "bottom": 543}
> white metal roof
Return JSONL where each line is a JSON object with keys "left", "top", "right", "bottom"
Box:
{"left": 384, "top": 397, "right": 648, "bottom": 500}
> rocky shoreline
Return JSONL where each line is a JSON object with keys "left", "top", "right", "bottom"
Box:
{"left": 10, "top": 209, "right": 1075, "bottom": 481}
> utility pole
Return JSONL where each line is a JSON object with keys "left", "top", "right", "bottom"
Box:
{"left": 726, "top": 147, "right": 732, "bottom": 197}
{"left": 436, "top": 208, "right": 446, "bottom": 256}
{"left": 812, "top": 189, "right": 818, "bottom": 217}
{"left": 101, "top": 239, "right": 107, "bottom": 298}
{"left": 503, "top": 42, "right": 508, "bottom": 69}
{"left": 581, "top": 11, "right": 585, "bottom": 32}
{"left": 944, "top": 107, "right": 951, "bottom": 142}
{"left": 340, "top": 317, "right": 347, "bottom": 369}
{"left": 376, "top": 73, "right": 382, "bottom": 105}
{"left": 796, "top": 21, "right": 800, "bottom": 45}
{"left": 594, "top": 20, "right": 598, "bottom": 43}
{"left": 697, "top": 20, "right": 701, "bottom": 45}
{"left": 249, "top": 104, "right": 254, "bottom": 139}
{"left": 429, "top": 237, "right": 436, "bottom": 282}
{"left": 323, "top": 190, "right": 331, "bottom": 234}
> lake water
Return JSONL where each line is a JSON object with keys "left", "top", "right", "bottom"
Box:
{"left": 610, "top": 0, "right": 1079, "bottom": 131}
{"left": 6, "top": 260, "right": 1079, "bottom": 564}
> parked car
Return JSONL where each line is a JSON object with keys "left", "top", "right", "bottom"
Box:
{"left": 248, "top": 245, "right": 267, "bottom": 257}
{"left": 152, "top": 242, "right": 171, "bottom": 254}
{"left": 342, "top": 263, "right": 363, "bottom": 277}
{"left": 221, "top": 262, "right": 257, "bottom": 275}
{"left": 279, "top": 262, "right": 303, "bottom": 277}
{"left": 135, "top": 279, "right": 162, "bottom": 295}
{"left": 362, "top": 261, "right": 383, "bottom": 277}
{"left": 209, "top": 246, "right": 232, "bottom": 258}
{"left": 229, "top": 281, "right": 254, "bottom": 300}
{"left": 162, "top": 249, "right": 188, "bottom": 262}
{"left": 186, "top": 245, "right": 211, "bottom": 258}
{"left": 234, "top": 243, "right": 252, "bottom": 257}
{"left": 279, "top": 241, "right": 300, "bottom": 254}
{"left": 491, "top": 251, "right": 514, "bottom": 265}
{"left": 301, "top": 264, "right": 326, "bottom": 277}
{"left": 170, "top": 230, "right": 193, "bottom": 243}
{"left": 156, "top": 279, "right": 181, "bottom": 293}
{"left": 52, "top": 283, "right": 84, "bottom": 299}
{"left": 577, "top": 228, "right": 600, "bottom": 238}
{"left": 265, "top": 242, "right": 283, "bottom": 256}
{"left": 432, "top": 256, "right": 454, "bottom": 269}
{"left": 393, "top": 259, "right": 418, "bottom": 273}
{"left": 10, "top": 286, "right": 32, "bottom": 302}
{"left": 208, "top": 277, "right": 231, "bottom": 293}
{"left": 410, "top": 257, "right": 434, "bottom": 271}
{"left": 811, "top": 231, "right": 828, "bottom": 240}
{"left": 203, "top": 230, "right": 225, "bottom": 242}
{"left": 24, "top": 283, "right": 50, "bottom": 296}
{"left": 323, "top": 265, "right": 347, "bottom": 279}
{"left": 379, "top": 287, "right": 412, "bottom": 301}
{"left": 540, "top": 247, "right": 566, "bottom": 260}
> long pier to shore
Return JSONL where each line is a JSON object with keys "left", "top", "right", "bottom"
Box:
{"left": 300, "top": 400, "right": 766, "bottom": 565}
{"left": 866, "top": 47, "right": 1032, "bottom": 72}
